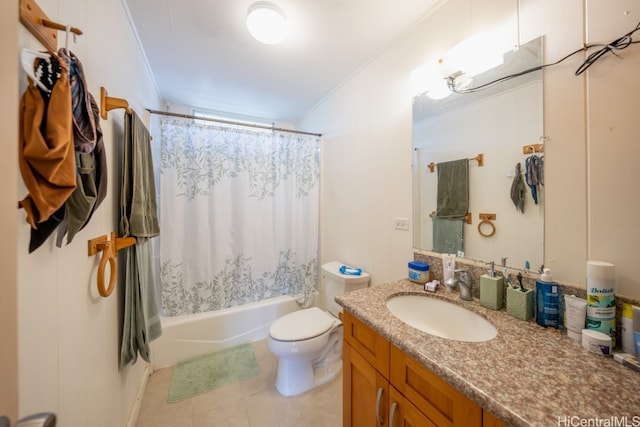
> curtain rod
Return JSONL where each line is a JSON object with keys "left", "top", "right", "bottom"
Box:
{"left": 146, "top": 109, "right": 322, "bottom": 137}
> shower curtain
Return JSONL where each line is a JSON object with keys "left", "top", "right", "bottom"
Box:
{"left": 159, "top": 120, "right": 320, "bottom": 316}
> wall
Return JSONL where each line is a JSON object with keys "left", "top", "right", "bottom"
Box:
{"left": 14, "top": 0, "right": 161, "bottom": 426}
{"left": 1, "top": 0, "right": 19, "bottom": 422}
{"left": 300, "top": 0, "right": 640, "bottom": 298}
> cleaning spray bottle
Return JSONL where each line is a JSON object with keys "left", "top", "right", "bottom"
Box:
{"left": 536, "top": 268, "right": 559, "bottom": 328}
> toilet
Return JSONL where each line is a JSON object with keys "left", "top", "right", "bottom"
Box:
{"left": 268, "top": 261, "right": 370, "bottom": 396}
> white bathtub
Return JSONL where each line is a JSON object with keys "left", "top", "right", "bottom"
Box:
{"left": 150, "top": 296, "right": 300, "bottom": 369}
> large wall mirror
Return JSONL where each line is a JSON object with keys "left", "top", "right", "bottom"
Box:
{"left": 412, "top": 37, "right": 544, "bottom": 272}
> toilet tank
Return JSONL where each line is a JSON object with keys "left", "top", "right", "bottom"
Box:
{"left": 322, "top": 261, "right": 370, "bottom": 316}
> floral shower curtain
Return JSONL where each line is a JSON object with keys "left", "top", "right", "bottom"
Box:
{"left": 158, "top": 120, "right": 320, "bottom": 316}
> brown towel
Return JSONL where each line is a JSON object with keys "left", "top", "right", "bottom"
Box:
{"left": 18, "top": 58, "right": 76, "bottom": 228}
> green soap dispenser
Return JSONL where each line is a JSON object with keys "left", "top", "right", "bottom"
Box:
{"left": 480, "top": 261, "right": 504, "bottom": 310}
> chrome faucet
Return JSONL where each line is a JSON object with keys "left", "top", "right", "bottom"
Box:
{"left": 455, "top": 269, "right": 473, "bottom": 301}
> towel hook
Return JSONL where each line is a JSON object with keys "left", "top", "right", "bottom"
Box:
{"left": 522, "top": 144, "right": 544, "bottom": 154}
{"left": 100, "top": 86, "right": 132, "bottom": 120}
{"left": 88, "top": 232, "right": 136, "bottom": 297}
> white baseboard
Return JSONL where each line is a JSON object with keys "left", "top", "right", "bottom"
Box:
{"left": 125, "top": 363, "right": 151, "bottom": 427}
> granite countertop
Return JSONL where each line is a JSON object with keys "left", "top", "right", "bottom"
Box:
{"left": 336, "top": 280, "right": 640, "bottom": 427}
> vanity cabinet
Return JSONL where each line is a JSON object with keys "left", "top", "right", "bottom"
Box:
{"left": 343, "top": 309, "right": 390, "bottom": 426}
{"left": 343, "top": 311, "right": 506, "bottom": 427}
{"left": 390, "top": 345, "right": 481, "bottom": 426}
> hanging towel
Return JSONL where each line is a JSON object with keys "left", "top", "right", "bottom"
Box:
{"left": 120, "top": 111, "right": 161, "bottom": 369}
{"left": 525, "top": 155, "right": 541, "bottom": 205}
{"left": 433, "top": 217, "right": 464, "bottom": 254}
{"left": 436, "top": 159, "right": 469, "bottom": 218}
{"left": 121, "top": 111, "right": 159, "bottom": 237}
{"left": 18, "top": 54, "right": 76, "bottom": 229}
{"left": 510, "top": 162, "right": 526, "bottom": 213}
{"left": 120, "top": 240, "right": 162, "bottom": 368}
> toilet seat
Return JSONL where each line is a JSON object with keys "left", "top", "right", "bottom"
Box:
{"left": 269, "top": 307, "right": 338, "bottom": 342}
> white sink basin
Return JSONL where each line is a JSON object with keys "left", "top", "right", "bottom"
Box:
{"left": 386, "top": 295, "right": 497, "bottom": 342}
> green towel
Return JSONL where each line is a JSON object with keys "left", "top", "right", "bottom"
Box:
{"left": 121, "top": 111, "right": 159, "bottom": 238}
{"left": 433, "top": 217, "right": 464, "bottom": 254}
{"left": 119, "top": 111, "right": 161, "bottom": 369}
{"left": 120, "top": 239, "right": 162, "bottom": 369}
{"left": 436, "top": 159, "right": 469, "bottom": 218}
{"left": 510, "top": 162, "right": 526, "bottom": 213}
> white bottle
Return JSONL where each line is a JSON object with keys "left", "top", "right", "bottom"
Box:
{"left": 442, "top": 253, "right": 456, "bottom": 291}
{"left": 585, "top": 261, "right": 616, "bottom": 346}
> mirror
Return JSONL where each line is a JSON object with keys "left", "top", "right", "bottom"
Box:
{"left": 412, "top": 37, "right": 544, "bottom": 272}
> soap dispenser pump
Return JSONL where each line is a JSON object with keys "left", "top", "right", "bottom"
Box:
{"left": 480, "top": 261, "right": 504, "bottom": 310}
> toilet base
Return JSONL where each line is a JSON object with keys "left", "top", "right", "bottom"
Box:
{"left": 275, "top": 354, "right": 342, "bottom": 397}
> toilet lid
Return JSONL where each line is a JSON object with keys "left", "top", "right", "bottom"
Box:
{"left": 270, "top": 307, "right": 337, "bottom": 341}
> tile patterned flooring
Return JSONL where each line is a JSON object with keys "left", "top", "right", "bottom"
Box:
{"left": 136, "top": 339, "right": 343, "bottom": 427}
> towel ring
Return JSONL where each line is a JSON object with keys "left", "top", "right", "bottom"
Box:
{"left": 478, "top": 213, "right": 496, "bottom": 238}
{"left": 88, "top": 233, "right": 137, "bottom": 298}
{"left": 96, "top": 241, "right": 116, "bottom": 297}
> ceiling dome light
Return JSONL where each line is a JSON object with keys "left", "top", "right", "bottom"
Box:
{"left": 246, "top": 2, "right": 287, "bottom": 45}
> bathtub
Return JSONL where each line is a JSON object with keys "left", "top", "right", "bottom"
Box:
{"left": 150, "top": 296, "right": 300, "bottom": 369}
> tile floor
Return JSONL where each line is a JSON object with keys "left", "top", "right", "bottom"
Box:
{"left": 135, "top": 339, "right": 343, "bottom": 427}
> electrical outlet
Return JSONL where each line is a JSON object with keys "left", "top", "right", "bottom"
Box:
{"left": 394, "top": 217, "right": 409, "bottom": 231}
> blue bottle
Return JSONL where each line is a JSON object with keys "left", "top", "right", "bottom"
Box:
{"left": 536, "top": 268, "right": 559, "bottom": 328}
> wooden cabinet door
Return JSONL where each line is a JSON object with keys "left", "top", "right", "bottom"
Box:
{"left": 390, "top": 345, "right": 482, "bottom": 427}
{"left": 388, "top": 386, "right": 437, "bottom": 427}
{"left": 483, "top": 410, "right": 508, "bottom": 427}
{"left": 343, "top": 311, "right": 390, "bottom": 377}
{"left": 343, "top": 341, "right": 389, "bottom": 427}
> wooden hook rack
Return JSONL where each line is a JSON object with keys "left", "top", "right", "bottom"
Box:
{"left": 20, "top": 0, "right": 83, "bottom": 53}
{"left": 100, "top": 86, "right": 132, "bottom": 120}
{"left": 523, "top": 136, "right": 547, "bottom": 154}
{"left": 522, "top": 143, "right": 544, "bottom": 154}
{"left": 88, "top": 232, "right": 136, "bottom": 297}
{"left": 430, "top": 211, "right": 472, "bottom": 224}
{"left": 428, "top": 153, "right": 484, "bottom": 173}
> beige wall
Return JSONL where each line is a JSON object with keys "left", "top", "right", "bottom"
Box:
{"left": 301, "top": 0, "right": 640, "bottom": 298}
{"left": 14, "top": 0, "right": 161, "bottom": 425}
{"left": 1, "top": 0, "right": 19, "bottom": 422}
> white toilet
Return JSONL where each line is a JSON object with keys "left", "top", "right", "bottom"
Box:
{"left": 268, "top": 261, "right": 370, "bottom": 396}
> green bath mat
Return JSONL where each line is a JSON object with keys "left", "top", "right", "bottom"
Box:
{"left": 167, "top": 343, "right": 259, "bottom": 402}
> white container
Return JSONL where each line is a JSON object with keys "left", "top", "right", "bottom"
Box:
{"left": 564, "top": 295, "right": 587, "bottom": 341}
{"left": 585, "top": 261, "right": 616, "bottom": 346}
{"left": 408, "top": 261, "right": 430, "bottom": 284}
{"left": 581, "top": 329, "right": 612, "bottom": 356}
{"left": 442, "top": 253, "right": 456, "bottom": 284}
